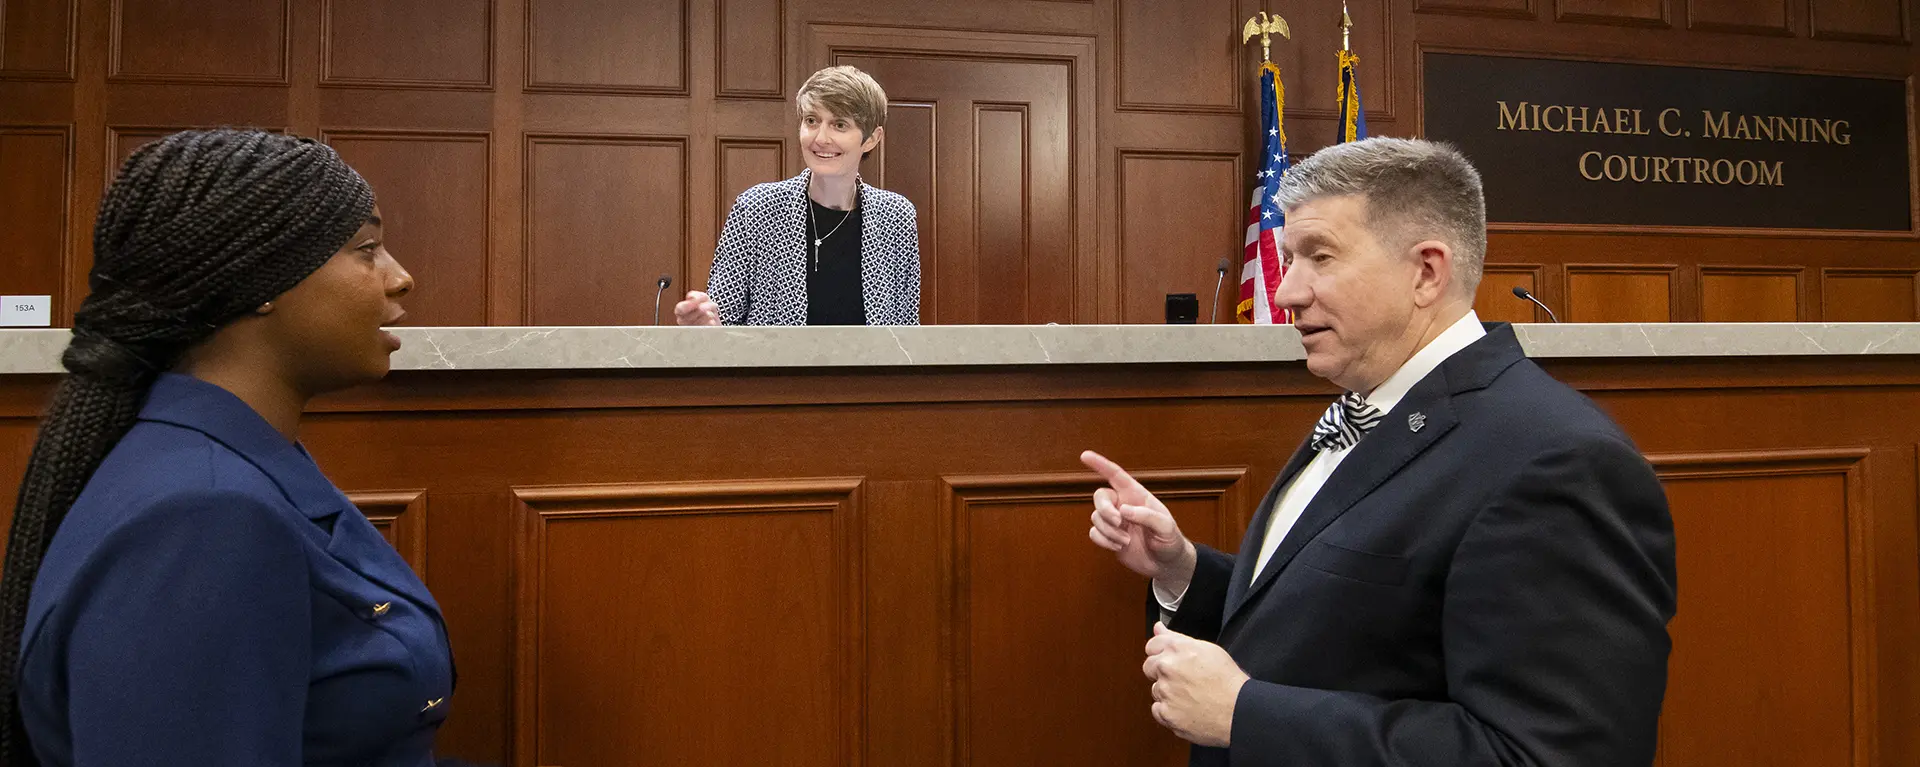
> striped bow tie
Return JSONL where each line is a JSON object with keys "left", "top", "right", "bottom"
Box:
{"left": 1309, "top": 391, "right": 1383, "bottom": 452}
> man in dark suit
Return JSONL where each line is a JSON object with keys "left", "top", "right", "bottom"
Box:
{"left": 1084, "top": 137, "right": 1677, "bottom": 766}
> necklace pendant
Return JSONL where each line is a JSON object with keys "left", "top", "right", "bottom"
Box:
{"left": 814, "top": 238, "right": 823, "bottom": 248}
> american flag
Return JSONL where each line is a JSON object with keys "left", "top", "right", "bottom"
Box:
{"left": 1238, "top": 62, "right": 1290, "bottom": 324}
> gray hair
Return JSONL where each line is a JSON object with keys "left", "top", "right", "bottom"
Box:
{"left": 1274, "top": 137, "right": 1487, "bottom": 294}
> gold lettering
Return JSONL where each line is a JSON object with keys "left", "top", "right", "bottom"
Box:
{"left": 1732, "top": 116, "right": 1754, "bottom": 141}
{"left": 1575, "top": 153, "right": 1785, "bottom": 187}
{"left": 1627, "top": 108, "right": 1650, "bottom": 135}
{"left": 1605, "top": 155, "right": 1629, "bottom": 181}
{"left": 1497, "top": 101, "right": 1530, "bottom": 131}
{"left": 1704, "top": 111, "right": 1731, "bottom": 139}
{"left": 1810, "top": 119, "right": 1832, "bottom": 144}
{"left": 1579, "top": 151, "right": 1604, "bottom": 180}
{"left": 1542, "top": 106, "right": 1565, "bottom": 133}
{"left": 1755, "top": 117, "right": 1775, "bottom": 142}
{"left": 1531, "top": 104, "right": 1543, "bottom": 133}
{"left": 1592, "top": 108, "right": 1614, "bottom": 134}
{"left": 1773, "top": 116, "right": 1797, "bottom": 142}
{"left": 1652, "top": 156, "right": 1674, "bottom": 183}
{"left": 1658, "top": 108, "right": 1683, "bottom": 137}
{"left": 1568, "top": 106, "right": 1590, "bottom": 133}
{"left": 1833, "top": 120, "right": 1851, "bottom": 146}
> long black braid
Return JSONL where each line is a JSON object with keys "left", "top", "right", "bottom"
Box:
{"left": 0, "top": 129, "right": 375, "bottom": 766}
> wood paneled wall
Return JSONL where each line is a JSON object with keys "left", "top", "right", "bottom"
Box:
{"left": 1, "top": 0, "right": 1916, "bottom": 327}
{"left": 1, "top": 358, "right": 1915, "bottom": 766}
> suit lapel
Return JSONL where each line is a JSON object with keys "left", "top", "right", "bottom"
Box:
{"left": 1217, "top": 323, "right": 1528, "bottom": 628}
{"left": 1223, "top": 438, "right": 1318, "bottom": 613}
{"left": 1223, "top": 381, "right": 1459, "bottom": 627}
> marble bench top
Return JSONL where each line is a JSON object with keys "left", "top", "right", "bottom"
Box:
{"left": 1, "top": 323, "right": 1916, "bottom": 374}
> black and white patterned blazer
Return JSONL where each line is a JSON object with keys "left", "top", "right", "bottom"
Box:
{"left": 707, "top": 170, "right": 921, "bottom": 325}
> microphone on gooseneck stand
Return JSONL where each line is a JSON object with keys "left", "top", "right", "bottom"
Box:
{"left": 1510, "top": 286, "right": 1559, "bottom": 323}
{"left": 654, "top": 275, "right": 673, "bottom": 325}
{"left": 1210, "top": 257, "right": 1231, "bottom": 324}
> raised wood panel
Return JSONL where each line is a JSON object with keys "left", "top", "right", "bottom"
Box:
{"left": 1274, "top": 0, "right": 1394, "bottom": 120}
{"left": 1116, "top": 0, "right": 1238, "bottom": 113}
{"left": 862, "top": 480, "right": 943, "bottom": 766}
{"left": 0, "top": 0, "right": 74, "bottom": 78}
{"left": 717, "top": 0, "right": 781, "bottom": 99}
{"left": 348, "top": 488, "right": 427, "bottom": 577}
{"left": 871, "top": 102, "right": 935, "bottom": 308}
{"left": 945, "top": 468, "right": 1248, "bottom": 767}
{"left": 109, "top": 0, "right": 289, "bottom": 84}
{"left": 975, "top": 104, "right": 1029, "bottom": 325}
{"left": 1117, "top": 152, "right": 1240, "bottom": 324}
{"left": 716, "top": 138, "right": 783, "bottom": 236}
{"left": 836, "top": 39, "right": 1083, "bottom": 324}
{"left": 524, "top": 135, "right": 686, "bottom": 326}
{"left": 0, "top": 126, "right": 69, "bottom": 319}
{"left": 526, "top": 0, "right": 688, "bottom": 95}
{"left": 1556, "top": 0, "right": 1672, "bottom": 27}
{"left": 325, "top": 131, "right": 491, "bottom": 327}
{"left": 1652, "top": 451, "right": 1872, "bottom": 767}
{"left": 104, "top": 126, "right": 218, "bottom": 186}
{"left": 1689, "top": 0, "right": 1794, "bottom": 35}
{"left": 1474, "top": 264, "right": 1548, "bottom": 323}
{"left": 415, "top": 492, "right": 510, "bottom": 764}
{"left": 1700, "top": 266, "right": 1802, "bottom": 322}
{"left": 1566, "top": 265, "right": 1678, "bottom": 322}
{"left": 107, "top": 126, "right": 171, "bottom": 175}
{"left": 1415, "top": 0, "right": 1536, "bottom": 20}
{"left": 1822, "top": 269, "right": 1919, "bottom": 322}
{"left": 514, "top": 478, "right": 864, "bottom": 767}
{"left": 1811, "top": 0, "right": 1909, "bottom": 42}
{"left": 321, "top": 0, "right": 491, "bottom": 89}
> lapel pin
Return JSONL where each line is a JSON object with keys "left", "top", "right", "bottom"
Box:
{"left": 1408, "top": 412, "right": 1427, "bottom": 432}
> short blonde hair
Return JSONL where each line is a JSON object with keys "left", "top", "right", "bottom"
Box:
{"left": 796, "top": 66, "right": 888, "bottom": 140}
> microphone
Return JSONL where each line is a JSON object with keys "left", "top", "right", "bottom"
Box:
{"left": 1510, "top": 286, "right": 1558, "bottom": 323}
{"left": 1210, "top": 257, "right": 1230, "bottom": 324}
{"left": 654, "top": 275, "right": 673, "bottom": 325}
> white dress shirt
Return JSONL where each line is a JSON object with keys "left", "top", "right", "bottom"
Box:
{"left": 1156, "top": 311, "right": 1486, "bottom": 612}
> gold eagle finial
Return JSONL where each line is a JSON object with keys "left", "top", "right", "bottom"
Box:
{"left": 1241, "top": 12, "right": 1291, "bottom": 63}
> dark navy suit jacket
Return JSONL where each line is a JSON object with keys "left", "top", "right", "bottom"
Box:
{"left": 19, "top": 373, "right": 456, "bottom": 766}
{"left": 1167, "top": 324, "right": 1678, "bottom": 766}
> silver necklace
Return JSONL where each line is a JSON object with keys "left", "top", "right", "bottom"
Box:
{"left": 807, "top": 193, "right": 855, "bottom": 271}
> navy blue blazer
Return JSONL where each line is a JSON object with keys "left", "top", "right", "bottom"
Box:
{"left": 1166, "top": 324, "right": 1677, "bottom": 766}
{"left": 18, "top": 374, "right": 456, "bottom": 766}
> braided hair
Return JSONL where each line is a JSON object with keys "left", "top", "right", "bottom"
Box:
{"left": 0, "top": 129, "right": 375, "bottom": 765}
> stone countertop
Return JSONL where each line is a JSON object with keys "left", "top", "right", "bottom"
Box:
{"left": 1, "top": 323, "right": 1916, "bottom": 375}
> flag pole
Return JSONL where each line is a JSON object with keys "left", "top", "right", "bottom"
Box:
{"left": 1342, "top": 2, "right": 1352, "bottom": 52}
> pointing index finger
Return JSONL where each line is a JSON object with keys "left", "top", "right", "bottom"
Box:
{"left": 1081, "top": 450, "right": 1148, "bottom": 494}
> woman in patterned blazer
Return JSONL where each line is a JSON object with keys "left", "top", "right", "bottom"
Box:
{"left": 675, "top": 66, "right": 922, "bottom": 325}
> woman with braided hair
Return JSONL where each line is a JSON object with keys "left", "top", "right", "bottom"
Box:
{"left": 0, "top": 129, "right": 464, "bottom": 766}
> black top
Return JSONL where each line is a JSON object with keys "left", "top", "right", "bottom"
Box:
{"left": 804, "top": 198, "right": 868, "bottom": 326}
